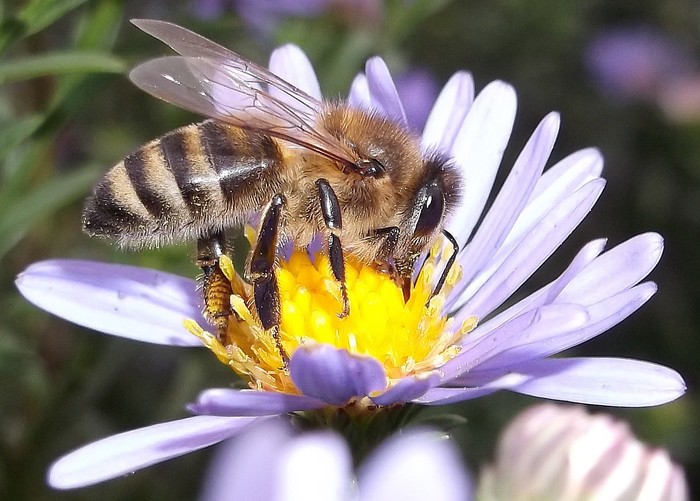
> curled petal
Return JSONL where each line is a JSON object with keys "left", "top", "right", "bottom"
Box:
{"left": 48, "top": 415, "right": 261, "bottom": 489}
{"left": 16, "top": 260, "right": 202, "bottom": 346}
{"left": 290, "top": 345, "right": 387, "bottom": 405}
{"left": 188, "top": 388, "right": 325, "bottom": 416}
{"left": 370, "top": 373, "right": 440, "bottom": 406}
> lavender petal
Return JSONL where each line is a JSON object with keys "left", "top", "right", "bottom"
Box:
{"left": 277, "top": 432, "right": 353, "bottom": 500}
{"left": 443, "top": 303, "right": 588, "bottom": 380}
{"left": 510, "top": 357, "right": 686, "bottom": 406}
{"left": 365, "top": 56, "right": 407, "bottom": 124}
{"left": 268, "top": 44, "right": 322, "bottom": 100}
{"left": 358, "top": 429, "right": 473, "bottom": 501}
{"left": 490, "top": 148, "right": 604, "bottom": 264}
{"left": 348, "top": 73, "right": 371, "bottom": 110}
{"left": 48, "top": 415, "right": 262, "bottom": 489}
{"left": 415, "top": 385, "right": 502, "bottom": 405}
{"left": 457, "top": 112, "right": 560, "bottom": 289}
{"left": 290, "top": 345, "right": 387, "bottom": 405}
{"left": 421, "top": 71, "right": 474, "bottom": 153}
{"left": 200, "top": 419, "right": 295, "bottom": 501}
{"left": 472, "top": 284, "right": 657, "bottom": 372}
{"left": 188, "top": 388, "right": 325, "bottom": 416}
{"left": 453, "top": 179, "right": 605, "bottom": 322}
{"left": 446, "top": 81, "right": 517, "bottom": 247}
{"left": 16, "top": 260, "right": 203, "bottom": 346}
{"left": 557, "top": 232, "right": 663, "bottom": 305}
{"left": 449, "top": 238, "right": 606, "bottom": 328}
{"left": 370, "top": 373, "right": 441, "bottom": 406}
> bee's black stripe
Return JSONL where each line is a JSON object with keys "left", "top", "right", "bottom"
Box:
{"left": 123, "top": 149, "right": 172, "bottom": 218}
{"left": 83, "top": 180, "right": 146, "bottom": 237}
{"left": 160, "top": 130, "right": 208, "bottom": 216}
{"left": 199, "top": 121, "right": 280, "bottom": 200}
{"left": 199, "top": 121, "right": 241, "bottom": 198}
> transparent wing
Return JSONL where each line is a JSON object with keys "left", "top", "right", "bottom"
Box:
{"left": 129, "top": 19, "right": 358, "bottom": 167}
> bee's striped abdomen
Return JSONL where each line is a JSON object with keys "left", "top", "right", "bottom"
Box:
{"left": 83, "top": 121, "right": 285, "bottom": 248}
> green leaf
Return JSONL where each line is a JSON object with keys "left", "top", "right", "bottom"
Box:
{"left": 0, "top": 0, "right": 91, "bottom": 53}
{"left": 72, "top": 0, "right": 123, "bottom": 50}
{"left": 17, "top": 0, "right": 91, "bottom": 37}
{"left": 0, "top": 115, "right": 43, "bottom": 163}
{"left": 0, "top": 50, "right": 126, "bottom": 84}
{"left": 0, "top": 166, "right": 98, "bottom": 258}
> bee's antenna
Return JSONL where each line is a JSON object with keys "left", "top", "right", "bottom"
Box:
{"left": 431, "top": 230, "right": 459, "bottom": 299}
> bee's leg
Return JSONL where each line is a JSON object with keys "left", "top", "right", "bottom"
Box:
{"left": 372, "top": 226, "right": 400, "bottom": 275}
{"left": 431, "top": 229, "right": 459, "bottom": 298}
{"left": 315, "top": 179, "right": 349, "bottom": 318}
{"left": 248, "top": 194, "right": 289, "bottom": 366}
{"left": 369, "top": 225, "right": 411, "bottom": 298}
{"left": 197, "top": 230, "right": 232, "bottom": 342}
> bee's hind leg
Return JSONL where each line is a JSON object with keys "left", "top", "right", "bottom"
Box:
{"left": 315, "top": 179, "right": 349, "bottom": 318}
{"left": 197, "top": 230, "right": 232, "bottom": 343}
{"left": 248, "top": 194, "right": 289, "bottom": 366}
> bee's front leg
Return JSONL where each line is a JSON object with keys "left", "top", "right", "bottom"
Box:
{"left": 197, "top": 230, "right": 232, "bottom": 343}
{"left": 247, "top": 194, "right": 289, "bottom": 366}
{"left": 315, "top": 179, "right": 349, "bottom": 318}
{"left": 371, "top": 226, "right": 400, "bottom": 276}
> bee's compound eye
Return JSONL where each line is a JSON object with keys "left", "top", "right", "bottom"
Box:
{"left": 359, "top": 158, "right": 386, "bottom": 177}
{"left": 413, "top": 182, "right": 444, "bottom": 237}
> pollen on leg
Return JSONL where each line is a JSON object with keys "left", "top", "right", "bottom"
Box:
{"left": 185, "top": 234, "right": 477, "bottom": 395}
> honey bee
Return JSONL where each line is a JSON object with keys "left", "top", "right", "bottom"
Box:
{"left": 83, "top": 20, "right": 462, "bottom": 357}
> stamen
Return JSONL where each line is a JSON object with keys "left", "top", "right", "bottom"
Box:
{"left": 184, "top": 234, "right": 477, "bottom": 397}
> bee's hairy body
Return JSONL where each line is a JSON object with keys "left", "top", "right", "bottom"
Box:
{"left": 83, "top": 20, "right": 464, "bottom": 363}
{"left": 84, "top": 104, "right": 458, "bottom": 270}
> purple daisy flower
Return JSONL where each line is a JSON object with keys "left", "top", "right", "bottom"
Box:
{"left": 191, "top": 0, "right": 383, "bottom": 33}
{"left": 17, "top": 34, "right": 685, "bottom": 489}
{"left": 585, "top": 26, "right": 694, "bottom": 101}
{"left": 200, "top": 419, "right": 472, "bottom": 501}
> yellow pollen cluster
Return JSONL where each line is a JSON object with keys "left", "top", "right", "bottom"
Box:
{"left": 185, "top": 238, "right": 477, "bottom": 395}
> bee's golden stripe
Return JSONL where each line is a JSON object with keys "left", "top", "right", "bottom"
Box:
{"left": 159, "top": 125, "right": 223, "bottom": 219}
{"left": 122, "top": 147, "right": 175, "bottom": 219}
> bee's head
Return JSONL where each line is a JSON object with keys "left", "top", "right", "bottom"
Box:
{"left": 395, "top": 154, "right": 461, "bottom": 276}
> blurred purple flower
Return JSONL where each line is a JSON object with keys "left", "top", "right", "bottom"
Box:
{"left": 17, "top": 39, "right": 685, "bottom": 489}
{"left": 192, "top": 0, "right": 383, "bottom": 33}
{"left": 585, "top": 26, "right": 694, "bottom": 101}
{"left": 200, "top": 419, "right": 472, "bottom": 501}
{"left": 395, "top": 67, "right": 441, "bottom": 130}
{"left": 477, "top": 404, "right": 689, "bottom": 501}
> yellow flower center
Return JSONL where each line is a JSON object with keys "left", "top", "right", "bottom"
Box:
{"left": 185, "top": 233, "right": 477, "bottom": 396}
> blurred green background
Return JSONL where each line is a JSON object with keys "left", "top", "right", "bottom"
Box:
{"left": 1, "top": 0, "right": 698, "bottom": 499}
